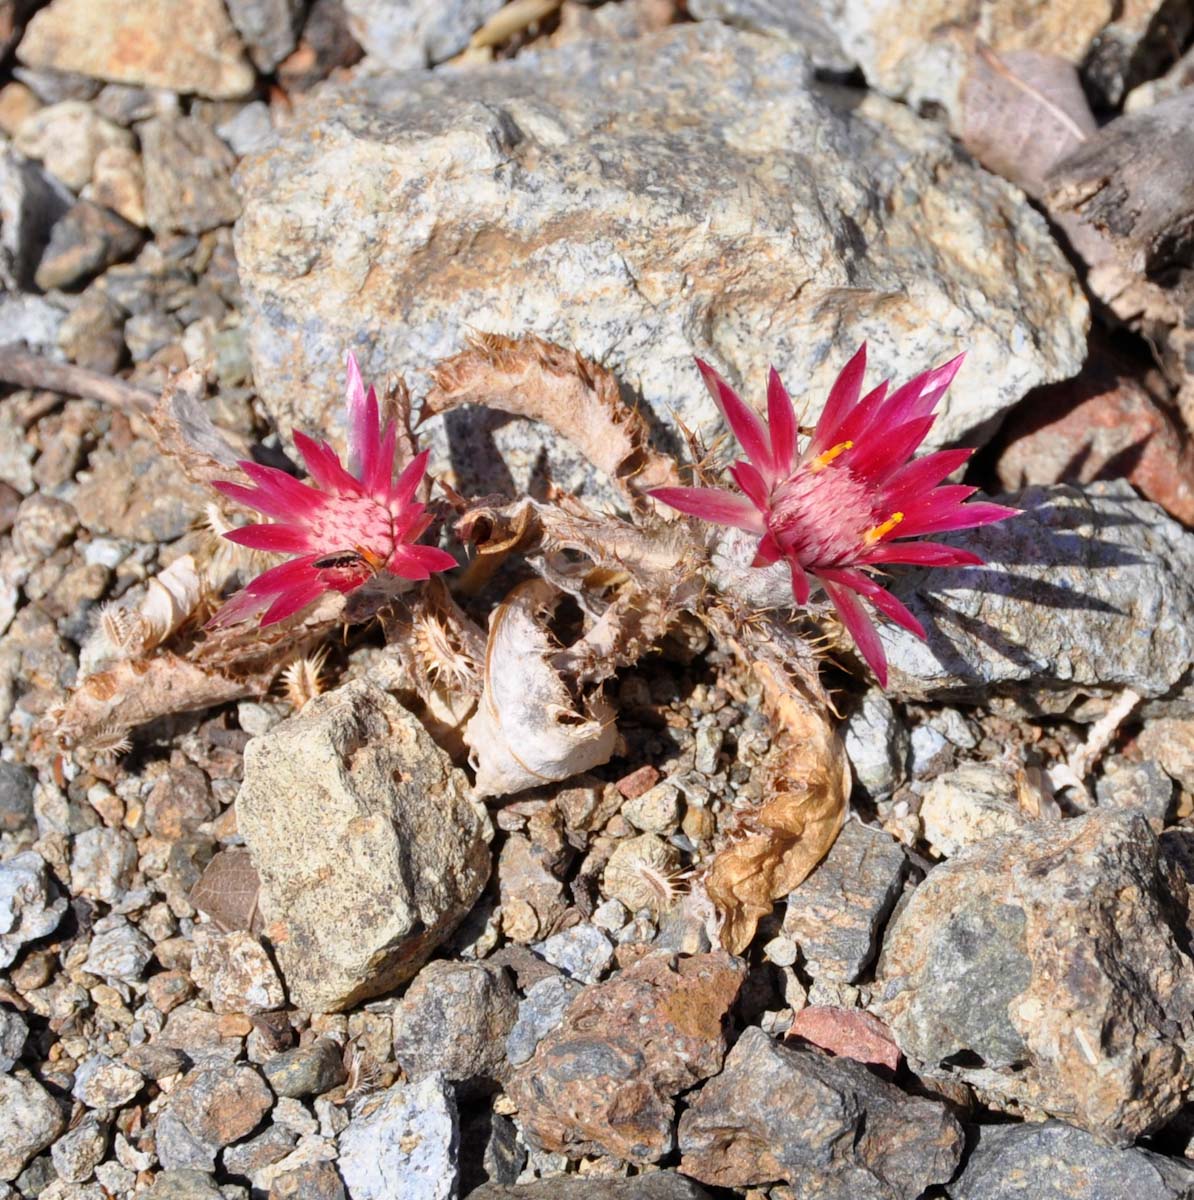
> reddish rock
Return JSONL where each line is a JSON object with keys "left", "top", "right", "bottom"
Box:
{"left": 997, "top": 351, "right": 1194, "bottom": 524}
{"left": 507, "top": 951, "right": 745, "bottom": 1162}
{"left": 616, "top": 764, "right": 661, "bottom": 799}
{"left": 786, "top": 1006, "right": 902, "bottom": 1072}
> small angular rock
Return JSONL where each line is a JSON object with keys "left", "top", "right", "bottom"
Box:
{"left": 70, "top": 826, "right": 137, "bottom": 904}
{"left": 50, "top": 1116, "right": 108, "bottom": 1184}
{"left": 508, "top": 952, "right": 744, "bottom": 1162}
{"left": 506, "top": 974, "right": 582, "bottom": 1067}
{"left": 343, "top": 0, "right": 504, "bottom": 66}
{"left": 0, "top": 1071, "right": 66, "bottom": 1182}
{"left": 0, "top": 761, "right": 35, "bottom": 833}
{"left": 533, "top": 924, "right": 613, "bottom": 984}
{"left": 159, "top": 1064, "right": 273, "bottom": 1168}
{"left": 0, "top": 1008, "right": 28, "bottom": 1071}
{"left": 225, "top": 0, "right": 305, "bottom": 71}
{"left": 843, "top": 689, "right": 907, "bottom": 799}
{"left": 268, "top": 1160, "right": 346, "bottom": 1200}
{"left": 468, "top": 1177, "right": 711, "bottom": 1200}
{"left": 0, "top": 851, "right": 67, "bottom": 969}
{"left": 919, "top": 763, "right": 1032, "bottom": 858}
{"left": 13, "top": 100, "right": 131, "bottom": 192}
{"left": 261, "top": 1039, "right": 346, "bottom": 1099}
{"left": 191, "top": 928, "right": 285, "bottom": 1015}
{"left": 72, "top": 1054, "right": 144, "bottom": 1109}
{"left": 677, "top": 1026, "right": 963, "bottom": 1193}
{"left": 140, "top": 116, "right": 241, "bottom": 235}
{"left": 82, "top": 914, "right": 152, "bottom": 983}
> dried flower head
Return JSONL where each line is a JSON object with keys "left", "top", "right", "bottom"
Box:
{"left": 651, "top": 346, "right": 1016, "bottom": 686}
{"left": 210, "top": 355, "right": 456, "bottom": 627}
{"left": 280, "top": 647, "right": 330, "bottom": 710}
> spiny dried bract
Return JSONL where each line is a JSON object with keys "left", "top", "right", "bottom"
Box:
{"left": 412, "top": 608, "right": 479, "bottom": 692}
{"left": 603, "top": 833, "right": 690, "bottom": 917}
{"left": 209, "top": 353, "right": 455, "bottom": 628}
{"left": 80, "top": 721, "right": 133, "bottom": 760}
{"left": 652, "top": 346, "right": 1017, "bottom": 685}
{"left": 280, "top": 648, "right": 330, "bottom": 711}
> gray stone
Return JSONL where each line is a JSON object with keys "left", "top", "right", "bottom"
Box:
{"left": 533, "top": 924, "right": 613, "bottom": 984}
{"left": 220, "top": 1123, "right": 297, "bottom": 1178}
{"left": 0, "top": 148, "right": 72, "bottom": 288}
{"left": 191, "top": 928, "right": 285, "bottom": 1015}
{"left": 50, "top": 1116, "right": 108, "bottom": 1184}
{"left": 0, "top": 1071, "right": 66, "bottom": 1182}
{"left": 0, "top": 762, "right": 36, "bottom": 833}
{"left": 782, "top": 820, "right": 907, "bottom": 984}
{"left": 343, "top": 0, "right": 504, "bottom": 66}
{"left": 881, "top": 483, "right": 1194, "bottom": 710}
{"left": 0, "top": 851, "right": 67, "bottom": 970}
{"left": 0, "top": 1007, "right": 28, "bottom": 1071}
{"left": 687, "top": 0, "right": 851, "bottom": 72}
{"left": 215, "top": 101, "right": 275, "bottom": 157}
{"left": 124, "top": 310, "right": 182, "bottom": 362}
{"left": 920, "top": 763, "right": 1030, "bottom": 858}
{"left": 34, "top": 198, "right": 142, "bottom": 291}
{"left": 506, "top": 974, "right": 581, "bottom": 1067}
{"left": 678, "top": 1026, "right": 963, "bottom": 1193}
{"left": 12, "top": 100, "right": 132, "bottom": 192}
{"left": 261, "top": 1038, "right": 346, "bottom": 1099}
{"left": 0, "top": 295, "right": 65, "bottom": 358}
{"left": 82, "top": 914, "right": 152, "bottom": 982}
{"left": 236, "top": 680, "right": 491, "bottom": 1012}
{"left": 948, "top": 1120, "right": 1194, "bottom": 1200}
{"left": 338, "top": 1072, "right": 458, "bottom": 1200}
{"left": 225, "top": 0, "right": 305, "bottom": 71}
{"left": 1138, "top": 716, "right": 1194, "bottom": 793}
{"left": 877, "top": 810, "right": 1194, "bottom": 1143}
{"left": 70, "top": 825, "right": 137, "bottom": 904}
{"left": 468, "top": 1177, "right": 712, "bottom": 1200}
{"left": 1096, "top": 758, "right": 1176, "bottom": 822}
{"left": 392, "top": 959, "right": 517, "bottom": 1090}
{"left": 140, "top": 116, "right": 241, "bottom": 236}
{"left": 147, "top": 1170, "right": 226, "bottom": 1200}
{"left": 72, "top": 1053, "right": 144, "bottom": 1108}
{"left": 267, "top": 1160, "right": 346, "bottom": 1200}
{"left": 843, "top": 689, "right": 907, "bottom": 799}
{"left": 159, "top": 1065, "right": 274, "bottom": 1169}
{"left": 235, "top": 24, "right": 1086, "bottom": 498}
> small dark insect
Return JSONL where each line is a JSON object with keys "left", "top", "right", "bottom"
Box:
{"left": 313, "top": 549, "right": 370, "bottom": 572}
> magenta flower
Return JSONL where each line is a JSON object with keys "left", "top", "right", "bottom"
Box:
{"left": 651, "top": 345, "right": 1016, "bottom": 686}
{"left": 210, "top": 354, "right": 456, "bottom": 627}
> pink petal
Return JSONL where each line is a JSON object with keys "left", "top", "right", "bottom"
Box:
{"left": 390, "top": 448, "right": 430, "bottom": 510}
{"left": 790, "top": 557, "right": 811, "bottom": 605}
{"left": 845, "top": 416, "right": 935, "bottom": 483}
{"left": 820, "top": 574, "right": 888, "bottom": 687}
{"left": 882, "top": 448, "right": 973, "bottom": 500}
{"left": 834, "top": 380, "right": 890, "bottom": 447}
{"left": 206, "top": 587, "right": 269, "bottom": 628}
{"left": 767, "top": 367, "right": 797, "bottom": 476}
{"left": 389, "top": 543, "right": 457, "bottom": 580}
{"left": 728, "top": 460, "right": 771, "bottom": 511}
{"left": 243, "top": 554, "right": 323, "bottom": 597}
{"left": 369, "top": 419, "right": 398, "bottom": 496}
{"left": 809, "top": 343, "right": 867, "bottom": 456}
{"left": 239, "top": 461, "right": 325, "bottom": 518}
{"left": 259, "top": 579, "right": 327, "bottom": 626}
{"left": 650, "top": 486, "right": 766, "bottom": 532}
{"left": 212, "top": 479, "right": 297, "bottom": 522}
{"left": 751, "top": 531, "right": 783, "bottom": 567}
{"left": 898, "top": 495, "right": 1016, "bottom": 539}
{"left": 860, "top": 541, "right": 984, "bottom": 567}
{"left": 873, "top": 354, "right": 965, "bottom": 431}
{"left": 696, "top": 358, "right": 776, "bottom": 482}
{"left": 821, "top": 568, "right": 925, "bottom": 639}
{"left": 345, "top": 352, "right": 380, "bottom": 483}
{"left": 223, "top": 524, "right": 313, "bottom": 554}
{"left": 293, "top": 430, "right": 360, "bottom": 495}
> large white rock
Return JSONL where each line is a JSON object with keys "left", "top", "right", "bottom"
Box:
{"left": 235, "top": 23, "right": 1087, "bottom": 501}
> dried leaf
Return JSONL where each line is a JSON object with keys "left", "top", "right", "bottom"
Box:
{"left": 466, "top": 579, "right": 617, "bottom": 797}
{"left": 148, "top": 365, "right": 246, "bottom": 486}
{"left": 961, "top": 45, "right": 1095, "bottom": 200}
{"left": 787, "top": 1006, "right": 901, "bottom": 1071}
{"left": 702, "top": 611, "right": 848, "bottom": 954}
{"left": 190, "top": 848, "right": 262, "bottom": 933}
{"left": 140, "top": 554, "right": 204, "bottom": 645}
{"left": 426, "top": 332, "right": 679, "bottom": 508}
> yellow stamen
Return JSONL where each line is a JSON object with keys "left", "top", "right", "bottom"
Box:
{"left": 864, "top": 512, "right": 904, "bottom": 545}
{"left": 810, "top": 440, "right": 853, "bottom": 471}
{"left": 356, "top": 545, "right": 388, "bottom": 575}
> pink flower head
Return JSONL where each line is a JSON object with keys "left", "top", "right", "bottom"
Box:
{"left": 210, "top": 353, "right": 456, "bottom": 627}
{"left": 651, "top": 345, "right": 1016, "bottom": 686}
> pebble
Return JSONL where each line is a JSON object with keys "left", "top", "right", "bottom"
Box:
{"left": 920, "top": 763, "right": 1031, "bottom": 858}
{"left": 909, "top": 724, "right": 950, "bottom": 778}
{"left": 140, "top": 115, "right": 242, "bottom": 236}
{"left": 215, "top": 101, "right": 275, "bottom": 157}
{"left": 0, "top": 851, "right": 68, "bottom": 970}
{"left": 224, "top": 0, "right": 305, "bottom": 71}
{"left": 50, "top": 1115, "right": 108, "bottom": 1184}
{"left": 506, "top": 974, "right": 582, "bottom": 1067}
{"left": 1096, "top": 758, "right": 1176, "bottom": 822}
{"left": 12, "top": 100, "right": 132, "bottom": 192}
{"left": 159, "top": 1064, "right": 274, "bottom": 1169}
{"left": 70, "top": 826, "right": 137, "bottom": 904}
{"left": 146, "top": 1170, "right": 226, "bottom": 1200}
{"left": 191, "top": 928, "right": 285, "bottom": 1015}
{"left": 261, "top": 1039, "right": 346, "bottom": 1099}
{"left": 82, "top": 914, "right": 153, "bottom": 983}
{"left": 221, "top": 1124, "right": 297, "bottom": 1178}
{"left": 591, "top": 898, "right": 629, "bottom": 933}
{"left": 622, "top": 783, "right": 681, "bottom": 835}
{"left": 144, "top": 762, "right": 215, "bottom": 839}
{"left": 692, "top": 723, "right": 724, "bottom": 775}
{"left": 267, "top": 1159, "right": 346, "bottom": 1200}
{"left": 0, "top": 762, "right": 36, "bottom": 832}
{"left": 0, "top": 1008, "right": 28, "bottom": 1071}
{"left": 82, "top": 144, "right": 146, "bottom": 227}
{"left": 0, "top": 1071, "right": 66, "bottom": 1183}
{"left": 1138, "top": 716, "right": 1194, "bottom": 793}
{"left": 843, "top": 689, "right": 908, "bottom": 799}
{"left": 338, "top": 1072, "right": 459, "bottom": 1200}
{"left": 0, "top": 148, "right": 73, "bottom": 289}
{"left": 534, "top": 924, "right": 614, "bottom": 985}
{"left": 72, "top": 1053, "right": 144, "bottom": 1109}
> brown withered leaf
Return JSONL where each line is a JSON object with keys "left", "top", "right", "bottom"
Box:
{"left": 466, "top": 578, "right": 618, "bottom": 798}
{"left": 703, "top": 610, "right": 848, "bottom": 954}
{"left": 426, "top": 332, "right": 679, "bottom": 508}
{"left": 148, "top": 366, "right": 247, "bottom": 487}
{"left": 787, "top": 1006, "right": 902, "bottom": 1072}
{"left": 190, "top": 848, "right": 262, "bottom": 933}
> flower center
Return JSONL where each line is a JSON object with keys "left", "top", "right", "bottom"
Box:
{"left": 768, "top": 461, "right": 881, "bottom": 568}
{"left": 312, "top": 493, "right": 396, "bottom": 568}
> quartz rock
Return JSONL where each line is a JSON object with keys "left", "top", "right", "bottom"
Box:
{"left": 17, "top": 0, "right": 255, "bottom": 99}
{"left": 191, "top": 928, "right": 285, "bottom": 1015}
{"left": 235, "top": 24, "right": 1086, "bottom": 496}
{"left": 876, "top": 809, "right": 1194, "bottom": 1142}
{"left": 70, "top": 826, "right": 137, "bottom": 904}
{"left": 508, "top": 952, "right": 744, "bottom": 1162}
{"left": 0, "top": 1071, "right": 65, "bottom": 1182}
{"left": 225, "top": 0, "right": 306, "bottom": 72}
{"left": 533, "top": 924, "right": 613, "bottom": 985}
{"left": 140, "top": 116, "right": 241, "bottom": 235}
{"left": 12, "top": 101, "right": 132, "bottom": 192}
{"left": 72, "top": 1053, "right": 144, "bottom": 1109}
{"left": 919, "top": 763, "right": 1029, "bottom": 857}
{"left": 506, "top": 974, "right": 581, "bottom": 1067}
{"left": 0, "top": 851, "right": 67, "bottom": 970}
{"left": 782, "top": 820, "right": 907, "bottom": 984}
{"left": 338, "top": 1072, "right": 458, "bottom": 1200}
{"left": 237, "top": 680, "right": 490, "bottom": 1012}
{"left": 82, "top": 914, "right": 152, "bottom": 983}
{"left": 343, "top": 0, "right": 504, "bottom": 66}
{"left": 881, "top": 483, "right": 1194, "bottom": 710}
{"left": 391, "top": 959, "right": 518, "bottom": 1090}
{"left": 678, "top": 1026, "right": 962, "bottom": 1193}
{"left": 843, "top": 689, "right": 907, "bottom": 799}
{"left": 0, "top": 1007, "right": 28, "bottom": 1071}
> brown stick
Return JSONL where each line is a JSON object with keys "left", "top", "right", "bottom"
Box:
{"left": 0, "top": 344, "right": 156, "bottom": 415}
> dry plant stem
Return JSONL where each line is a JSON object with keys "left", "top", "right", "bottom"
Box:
{"left": 1046, "top": 687, "right": 1141, "bottom": 804}
{"left": 469, "top": 0, "right": 564, "bottom": 48}
{"left": 0, "top": 344, "right": 156, "bottom": 415}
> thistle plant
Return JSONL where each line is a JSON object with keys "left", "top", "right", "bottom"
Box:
{"left": 650, "top": 346, "right": 1016, "bottom": 685}
{"left": 210, "top": 355, "right": 455, "bottom": 627}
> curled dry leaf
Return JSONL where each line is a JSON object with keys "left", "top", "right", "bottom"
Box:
{"left": 786, "top": 1006, "right": 901, "bottom": 1072}
{"left": 702, "top": 610, "right": 849, "bottom": 955}
{"left": 465, "top": 578, "right": 618, "bottom": 797}
{"left": 426, "top": 332, "right": 679, "bottom": 508}
{"left": 190, "top": 848, "right": 262, "bottom": 934}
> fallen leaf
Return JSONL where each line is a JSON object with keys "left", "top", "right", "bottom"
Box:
{"left": 148, "top": 366, "right": 247, "bottom": 486}
{"left": 787, "top": 1006, "right": 902, "bottom": 1071}
{"left": 426, "top": 332, "right": 679, "bottom": 508}
{"left": 702, "top": 611, "right": 848, "bottom": 954}
{"left": 465, "top": 578, "right": 618, "bottom": 797}
{"left": 190, "top": 848, "right": 262, "bottom": 933}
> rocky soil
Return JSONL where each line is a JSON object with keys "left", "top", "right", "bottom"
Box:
{"left": 3, "top": 2, "right": 1194, "bottom": 1199}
